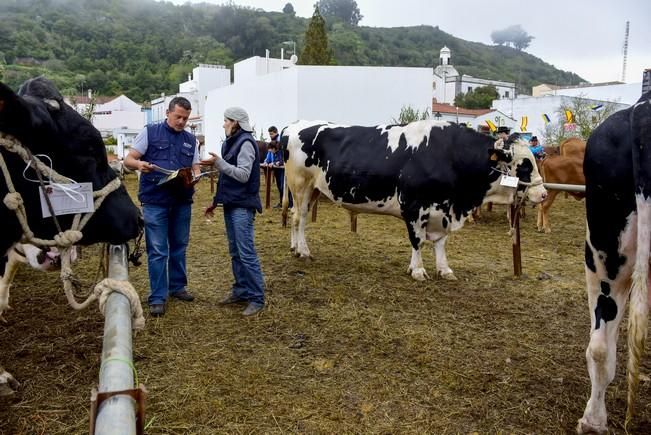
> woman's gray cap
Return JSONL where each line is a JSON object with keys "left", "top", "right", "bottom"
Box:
{"left": 224, "top": 106, "right": 252, "bottom": 132}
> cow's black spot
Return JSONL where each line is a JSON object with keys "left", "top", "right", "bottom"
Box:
{"left": 515, "top": 159, "right": 533, "bottom": 191}
{"left": 594, "top": 294, "right": 617, "bottom": 329}
{"left": 421, "top": 221, "right": 427, "bottom": 229}
{"left": 585, "top": 242, "right": 596, "bottom": 273}
{"left": 0, "top": 254, "right": 7, "bottom": 277}
{"left": 600, "top": 281, "right": 611, "bottom": 296}
{"left": 442, "top": 217, "right": 448, "bottom": 229}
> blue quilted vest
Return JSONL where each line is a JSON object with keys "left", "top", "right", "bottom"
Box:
{"left": 214, "top": 130, "right": 262, "bottom": 212}
{"left": 138, "top": 122, "right": 196, "bottom": 206}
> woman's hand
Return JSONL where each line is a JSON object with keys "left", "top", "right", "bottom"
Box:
{"left": 199, "top": 152, "right": 219, "bottom": 166}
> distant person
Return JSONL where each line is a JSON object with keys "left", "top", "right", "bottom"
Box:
{"left": 496, "top": 126, "right": 511, "bottom": 140}
{"left": 201, "top": 107, "right": 265, "bottom": 317}
{"left": 529, "top": 136, "right": 545, "bottom": 159}
{"left": 124, "top": 96, "right": 200, "bottom": 317}
{"left": 267, "top": 126, "right": 292, "bottom": 208}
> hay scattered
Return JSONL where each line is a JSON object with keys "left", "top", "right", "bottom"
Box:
{"left": 1, "top": 176, "right": 650, "bottom": 433}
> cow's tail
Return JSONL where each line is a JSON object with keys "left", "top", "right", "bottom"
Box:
{"left": 626, "top": 92, "right": 651, "bottom": 427}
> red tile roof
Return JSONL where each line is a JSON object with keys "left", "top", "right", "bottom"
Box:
{"left": 431, "top": 102, "right": 492, "bottom": 116}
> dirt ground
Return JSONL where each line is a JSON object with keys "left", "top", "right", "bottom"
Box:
{"left": 1, "top": 174, "right": 650, "bottom": 434}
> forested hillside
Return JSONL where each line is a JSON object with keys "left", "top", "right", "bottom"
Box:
{"left": 0, "top": 0, "right": 583, "bottom": 103}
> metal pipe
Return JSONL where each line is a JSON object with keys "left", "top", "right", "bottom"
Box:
{"left": 95, "top": 244, "right": 136, "bottom": 435}
{"left": 542, "top": 183, "right": 586, "bottom": 193}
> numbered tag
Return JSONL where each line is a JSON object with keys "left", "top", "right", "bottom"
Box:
{"left": 40, "top": 183, "right": 95, "bottom": 217}
{"left": 500, "top": 175, "right": 519, "bottom": 188}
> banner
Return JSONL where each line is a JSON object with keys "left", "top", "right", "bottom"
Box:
{"left": 520, "top": 116, "right": 528, "bottom": 132}
{"left": 485, "top": 119, "right": 497, "bottom": 132}
{"left": 564, "top": 109, "right": 574, "bottom": 123}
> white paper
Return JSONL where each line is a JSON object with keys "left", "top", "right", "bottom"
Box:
{"left": 500, "top": 175, "right": 519, "bottom": 188}
{"left": 39, "top": 182, "right": 95, "bottom": 217}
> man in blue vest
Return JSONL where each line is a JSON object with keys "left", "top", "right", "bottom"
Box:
{"left": 124, "top": 97, "right": 200, "bottom": 317}
{"left": 202, "top": 107, "right": 266, "bottom": 316}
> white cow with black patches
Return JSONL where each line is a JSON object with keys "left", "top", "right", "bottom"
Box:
{"left": 281, "top": 120, "right": 546, "bottom": 280}
{"left": 578, "top": 91, "right": 651, "bottom": 434}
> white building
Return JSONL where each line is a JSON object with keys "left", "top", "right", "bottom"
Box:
{"left": 535, "top": 81, "right": 643, "bottom": 105}
{"left": 66, "top": 92, "right": 145, "bottom": 138}
{"left": 204, "top": 56, "right": 432, "bottom": 155}
{"left": 150, "top": 64, "right": 231, "bottom": 136}
{"left": 433, "top": 46, "right": 516, "bottom": 104}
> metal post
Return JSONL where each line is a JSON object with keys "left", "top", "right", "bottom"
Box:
{"left": 350, "top": 213, "right": 357, "bottom": 233}
{"left": 95, "top": 244, "right": 136, "bottom": 435}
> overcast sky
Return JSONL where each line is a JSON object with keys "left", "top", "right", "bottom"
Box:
{"left": 167, "top": 0, "right": 650, "bottom": 84}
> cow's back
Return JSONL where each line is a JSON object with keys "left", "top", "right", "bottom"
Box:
{"left": 560, "top": 137, "right": 586, "bottom": 158}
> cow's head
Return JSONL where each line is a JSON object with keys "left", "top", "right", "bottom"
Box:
{"left": 485, "top": 134, "right": 547, "bottom": 205}
{"left": 0, "top": 77, "right": 142, "bottom": 246}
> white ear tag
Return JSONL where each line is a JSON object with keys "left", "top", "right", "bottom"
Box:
{"left": 500, "top": 175, "right": 519, "bottom": 188}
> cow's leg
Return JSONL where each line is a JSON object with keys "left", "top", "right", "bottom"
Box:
{"left": 291, "top": 182, "right": 315, "bottom": 259}
{"left": 433, "top": 236, "right": 457, "bottom": 280}
{"left": 405, "top": 213, "right": 430, "bottom": 281}
{"left": 578, "top": 241, "right": 632, "bottom": 434}
{"left": 0, "top": 365, "right": 20, "bottom": 396}
{"left": 0, "top": 247, "right": 24, "bottom": 322}
{"left": 538, "top": 190, "right": 558, "bottom": 233}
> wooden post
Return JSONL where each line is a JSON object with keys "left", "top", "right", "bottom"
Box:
{"left": 510, "top": 204, "right": 522, "bottom": 277}
{"left": 311, "top": 199, "right": 318, "bottom": 222}
{"left": 264, "top": 167, "right": 272, "bottom": 209}
{"left": 350, "top": 213, "right": 357, "bottom": 233}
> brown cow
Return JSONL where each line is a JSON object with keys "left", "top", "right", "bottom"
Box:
{"left": 559, "top": 137, "right": 586, "bottom": 158}
{"left": 536, "top": 154, "right": 585, "bottom": 232}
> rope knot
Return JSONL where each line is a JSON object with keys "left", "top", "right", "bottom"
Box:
{"left": 54, "top": 230, "right": 83, "bottom": 247}
{"left": 3, "top": 192, "right": 24, "bottom": 210}
{"left": 95, "top": 278, "right": 145, "bottom": 330}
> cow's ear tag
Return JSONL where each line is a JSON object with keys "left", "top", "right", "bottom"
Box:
{"left": 500, "top": 175, "right": 519, "bottom": 188}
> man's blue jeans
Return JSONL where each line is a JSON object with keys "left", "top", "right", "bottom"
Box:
{"left": 143, "top": 203, "right": 192, "bottom": 305}
{"left": 223, "top": 207, "right": 265, "bottom": 305}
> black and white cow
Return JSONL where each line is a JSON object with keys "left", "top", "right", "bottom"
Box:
{"left": 0, "top": 77, "right": 142, "bottom": 395}
{"left": 577, "top": 91, "right": 651, "bottom": 434}
{"left": 281, "top": 120, "right": 547, "bottom": 280}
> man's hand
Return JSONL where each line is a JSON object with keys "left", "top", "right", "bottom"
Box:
{"left": 200, "top": 152, "right": 219, "bottom": 167}
{"left": 139, "top": 161, "right": 154, "bottom": 173}
{"left": 204, "top": 204, "right": 217, "bottom": 218}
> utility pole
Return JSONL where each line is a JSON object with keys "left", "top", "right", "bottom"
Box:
{"left": 621, "top": 21, "right": 630, "bottom": 82}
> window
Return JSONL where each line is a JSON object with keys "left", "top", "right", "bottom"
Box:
{"left": 467, "top": 86, "right": 472, "bottom": 93}
{"left": 504, "top": 91, "right": 510, "bottom": 98}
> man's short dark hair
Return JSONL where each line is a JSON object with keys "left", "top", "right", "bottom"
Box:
{"left": 169, "top": 96, "right": 192, "bottom": 111}
{"left": 268, "top": 126, "right": 278, "bottom": 133}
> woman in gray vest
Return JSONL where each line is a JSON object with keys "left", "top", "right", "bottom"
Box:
{"left": 202, "top": 107, "right": 265, "bottom": 316}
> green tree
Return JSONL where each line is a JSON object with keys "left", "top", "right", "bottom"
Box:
{"left": 391, "top": 105, "right": 430, "bottom": 124}
{"left": 542, "top": 96, "right": 618, "bottom": 144}
{"left": 282, "top": 3, "right": 295, "bottom": 15}
{"left": 491, "top": 25, "right": 534, "bottom": 50}
{"left": 454, "top": 85, "right": 498, "bottom": 109}
{"left": 300, "top": 6, "right": 333, "bottom": 65}
{"left": 318, "top": 0, "right": 362, "bottom": 26}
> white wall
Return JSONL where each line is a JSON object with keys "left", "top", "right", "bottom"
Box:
{"left": 492, "top": 94, "right": 629, "bottom": 143}
{"left": 204, "top": 63, "right": 431, "bottom": 155}
{"left": 93, "top": 111, "right": 145, "bottom": 134}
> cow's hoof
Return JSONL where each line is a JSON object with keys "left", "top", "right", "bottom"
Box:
{"left": 298, "top": 254, "right": 313, "bottom": 262}
{"left": 290, "top": 246, "right": 296, "bottom": 253}
{"left": 576, "top": 418, "right": 607, "bottom": 435}
{"left": 439, "top": 271, "right": 458, "bottom": 281}
{"left": 410, "top": 268, "right": 429, "bottom": 281}
{"left": 544, "top": 228, "right": 552, "bottom": 234}
{"left": 0, "top": 371, "right": 20, "bottom": 397}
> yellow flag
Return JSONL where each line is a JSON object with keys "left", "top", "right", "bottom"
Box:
{"left": 485, "top": 119, "right": 497, "bottom": 132}
{"left": 520, "top": 116, "right": 528, "bottom": 132}
{"left": 565, "top": 110, "right": 574, "bottom": 123}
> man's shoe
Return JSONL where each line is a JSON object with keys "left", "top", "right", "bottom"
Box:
{"left": 242, "top": 302, "right": 264, "bottom": 316}
{"left": 218, "top": 294, "right": 245, "bottom": 305}
{"left": 149, "top": 304, "right": 165, "bottom": 317}
{"left": 273, "top": 203, "right": 282, "bottom": 209}
{"left": 170, "top": 290, "right": 195, "bottom": 302}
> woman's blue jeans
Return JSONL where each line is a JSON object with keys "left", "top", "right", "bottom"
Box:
{"left": 143, "top": 203, "right": 192, "bottom": 305}
{"left": 223, "top": 207, "right": 265, "bottom": 305}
